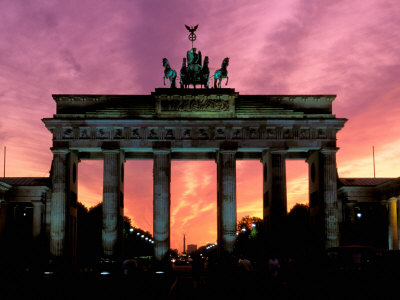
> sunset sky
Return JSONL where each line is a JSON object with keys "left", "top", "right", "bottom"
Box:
{"left": 0, "top": 0, "right": 399, "bottom": 252}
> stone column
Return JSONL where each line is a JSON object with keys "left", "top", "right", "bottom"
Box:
{"left": 261, "top": 150, "right": 287, "bottom": 234}
{"left": 32, "top": 200, "right": 43, "bottom": 240}
{"left": 102, "top": 149, "right": 124, "bottom": 258}
{"left": 153, "top": 144, "right": 171, "bottom": 263}
{"left": 398, "top": 197, "right": 400, "bottom": 250}
{"left": 321, "top": 148, "right": 340, "bottom": 249}
{"left": 217, "top": 148, "right": 237, "bottom": 255}
{"left": 0, "top": 199, "right": 7, "bottom": 241}
{"left": 387, "top": 197, "right": 399, "bottom": 250}
{"left": 50, "top": 149, "right": 68, "bottom": 256}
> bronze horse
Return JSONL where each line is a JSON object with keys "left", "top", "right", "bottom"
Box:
{"left": 213, "top": 57, "right": 229, "bottom": 88}
{"left": 162, "top": 58, "right": 177, "bottom": 88}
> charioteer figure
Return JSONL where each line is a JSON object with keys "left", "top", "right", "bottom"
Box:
{"left": 162, "top": 24, "right": 229, "bottom": 89}
{"left": 180, "top": 25, "right": 210, "bottom": 89}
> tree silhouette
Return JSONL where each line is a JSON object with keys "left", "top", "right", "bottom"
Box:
{"left": 286, "top": 203, "right": 313, "bottom": 259}
{"left": 77, "top": 202, "right": 154, "bottom": 266}
{"left": 235, "top": 216, "right": 264, "bottom": 263}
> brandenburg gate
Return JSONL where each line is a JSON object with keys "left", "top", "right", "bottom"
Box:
{"left": 42, "top": 88, "right": 346, "bottom": 263}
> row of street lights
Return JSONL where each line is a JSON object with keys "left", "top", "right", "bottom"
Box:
{"left": 129, "top": 227, "right": 154, "bottom": 244}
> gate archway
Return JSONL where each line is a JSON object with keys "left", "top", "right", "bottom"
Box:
{"left": 42, "top": 88, "right": 347, "bottom": 263}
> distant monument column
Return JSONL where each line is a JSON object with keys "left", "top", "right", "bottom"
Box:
{"left": 261, "top": 150, "right": 287, "bottom": 235}
{"left": 321, "top": 148, "right": 340, "bottom": 248}
{"left": 387, "top": 197, "right": 399, "bottom": 250}
{"left": 50, "top": 148, "right": 69, "bottom": 257}
{"left": 217, "top": 145, "right": 237, "bottom": 255}
{"left": 102, "top": 146, "right": 124, "bottom": 258}
{"left": 153, "top": 142, "right": 171, "bottom": 264}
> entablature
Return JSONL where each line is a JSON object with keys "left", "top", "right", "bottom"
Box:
{"left": 43, "top": 118, "right": 346, "bottom": 141}
{"left": 51, "top": 89, "right": 338, "bottom": 119}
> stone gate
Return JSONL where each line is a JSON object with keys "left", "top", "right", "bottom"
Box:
{"left": 42, "top": 88, "right": 347, "bottom": 263}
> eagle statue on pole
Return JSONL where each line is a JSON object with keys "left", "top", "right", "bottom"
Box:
{"left": 185, "top": 24, "right": 198, "bottom": 34}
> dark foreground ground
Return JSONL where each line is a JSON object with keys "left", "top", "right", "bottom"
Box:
{"left": 1, "top": 257, "right": 400, "bottom": 300}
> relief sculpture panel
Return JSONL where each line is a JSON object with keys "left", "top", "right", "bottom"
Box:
{"left": 63, "top": 127, "right": 74, "bottom": 139}
{"left": 79, "top": 128, "right": 90, "bottom": 139}
{"left": 161, "top": 97, "right": 230, "bottom": 112}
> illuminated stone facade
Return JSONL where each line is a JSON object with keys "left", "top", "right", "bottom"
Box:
{"left": 2, "top": 90, "right": 400, "bottom": 265}
{"left": 41, "top": 88, "right": 347, "bottom": 262}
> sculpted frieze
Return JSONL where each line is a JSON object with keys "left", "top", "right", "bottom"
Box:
{"left": 232, "top": 127, "right": 242, "bottom": 139}
{"left": 299, "top": 128, "right": 310, "bottom": 139}
{"left": 160, "top": 97, "right": 230, "bottom": 112}
{"left": 183, "top": 128, "right": 192, "bottom": 139}
{"left": 113, "top": 128, "right": 123, "bottom": 139}
{"left": 283, "top": 128, "right": 292, "bottom": 139}
{"left": 96, "top": 128, "right": 109, "bottom": 139}
{"left": 266, "top": 128, "right": 277, "bottom": 139}
{"left": 63, "top": 127, "right": 73, "bottom": 139}
{"left": 131, "top": 128, "right": 141, "bottom": 139}
{"left": 215, "top": 127, "right": 226, "bottom": 139}
{"left": 318, "top": 128, "right": 327, "bottom": 139}
{"left": 165, "top": 128, "right": 175, "bottom": 139}
{"left": 148, "top": 128, "right": 158, "bottom": 139}
{"left": 248, "top": 127, "right": 259, "bottom": 139}
{"left": 80, "top": 128, "right": 90, "bottom": 139}
{"left": 197, "top": 128, "right": 209, "bottom": 139}
{"left": 276, "top": 128, "right": 284, "bottom": 139}
{"left": 55, "top": 123, "right": 333, "bottom": 143}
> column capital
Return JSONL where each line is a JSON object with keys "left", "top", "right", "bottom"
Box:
{"left": 271, "top": 149, "right": 287, "bottom": 155}
{"left": 261, "top": 148, "right": 287, "bottom": 162}
{"left": 387, "top": 197, "right": 399, "bottom": 203}
{"left": 31, "top": 200, "right": 44, "bottom": 207}
{"left": 262, "top": 148, "right": 287, "bottom": 154}
{"left": 102, "top": 149, "right": 121, "bottom": 154}
{"left": 216, "top": 148, "right": 237, "bottom": 164}
{"left": 261, "top": 148, "right": 271, "bottom": 153}
{"left": 320, "top": 147, "right": 339, "bottom": 154}
{"left": 51, "top": 148, "right": 69, "bottom": 154}
{"left": 218, "top": 148, "right": 237, "bottom": 154}
{"left": 261, "top": 148, "right": 270, "bottom": 162}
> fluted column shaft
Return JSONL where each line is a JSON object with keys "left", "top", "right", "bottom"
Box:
{"left": 262, "top": 150, "right": 287, "bottom": 233}
{"left": 387, "top": 198, "right": 399, "bottom": 250}
{"left": 50, "top": 149, "right": 68, "bottom": 256}
{"left": 32, "top": 201, "right": 43, "bottom": 239}
{"left": 102, "top": 150, "right": 123, "bottom": 257}
{"left": 153, "top": 149, "right": 171, "bottom": 263}
{"left": 321, "top": 148, "right": 340, "bottom": 248}
{"left": 217, "top": 150, "right": 237, "bottom": 255}
{"left": 397, "top": 197, "right": 400, "bottom": 250}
